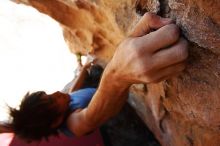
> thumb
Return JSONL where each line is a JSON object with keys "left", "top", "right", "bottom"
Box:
{"left": 129, "top": 13, "right": 173, "bottom": 37}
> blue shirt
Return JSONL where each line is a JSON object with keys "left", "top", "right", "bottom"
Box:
{"left": 59, "top": 88, "right": 96, "bottom": 136}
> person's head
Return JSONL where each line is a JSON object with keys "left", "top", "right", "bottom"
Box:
{"left": 8, "top": 91, "right": 70, "bottom": 142}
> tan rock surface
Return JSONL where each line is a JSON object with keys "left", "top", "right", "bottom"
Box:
{"left": 13, "top": 0, "right": 220, "bottom": 145}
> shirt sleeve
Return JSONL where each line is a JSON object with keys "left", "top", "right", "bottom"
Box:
{"left": 68, "top": 88, "right": 96, "bottom": 111}
{"left": 59, "top": 88, "right": 96, "bottom": 137}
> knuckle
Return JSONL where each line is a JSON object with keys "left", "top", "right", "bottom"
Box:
{"left": 178, "top": 43, "right": 189, "bottom": 60}
{"left": 134, "top": 50, "right": 143, "bottom": 59}
{"left": 143, "top": 66, "right": 152, "bottom": 75}
{"left": 181, "top": 38, "right": 189, "bottom": 50}
{"left": 129, "top": 38, "right": 138, "bottom": 48}
{"left": 132, "top": 48, "right": 143, "bottom": 59}
{"left": 138, "top": 61, "right": 153, "bottom": 75}
{"left": 175, "top": 48, "right": 188, "bottom": 61}
{"left": 143, "top": 12, "right": 156, "bottom": 21}
{"left": 127, "top": 38, "right": 138, "bottom": 50}
{"left": 180, "top": 47, "right": 188, "bottom": 60}
{"left": 173, "top": 41, "right": 188, "bottom": 61}
{"left": 144, "top": 60, "right": 154, "bottom": 73}
{"left": 129, "top": 39, "right": 146, "bottom": 58}
{"left": 166, "top": 24, "right": 180, "bottom": 40}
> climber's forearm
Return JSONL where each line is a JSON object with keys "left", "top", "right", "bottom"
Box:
{"left": 66, "top": 62, "right": 130, "bottom": 136}
{"left": 85, "top": 63, "right": 130, "bottom": 125}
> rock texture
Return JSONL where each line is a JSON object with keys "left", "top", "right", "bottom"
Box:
{"left": 13, "top": 0, "right": 220, "bottom": 146}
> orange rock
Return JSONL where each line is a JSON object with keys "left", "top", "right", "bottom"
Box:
{"left": 13, "top": 0, "right": 220, "bottom": 145}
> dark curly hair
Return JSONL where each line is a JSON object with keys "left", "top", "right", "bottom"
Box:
{"left": 8, "top": 91, "right": 62, "bottom": 142}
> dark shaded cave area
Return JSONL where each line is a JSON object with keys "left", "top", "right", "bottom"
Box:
{"left": 101, "top": 103, "right": 160, "bottom": 146}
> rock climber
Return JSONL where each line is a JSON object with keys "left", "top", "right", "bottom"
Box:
{"left": 0, "top": 13, "right": 188, "bottom": 141}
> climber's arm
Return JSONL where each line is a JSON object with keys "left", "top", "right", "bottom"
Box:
{"left": 66, "top": 13, "right": 188, "bottom": 136}
{"left": 66, "top": 66, "right": 129, "bottom": 136}
{"left": 69, "top": 62, "right": 92, "bottom": 93}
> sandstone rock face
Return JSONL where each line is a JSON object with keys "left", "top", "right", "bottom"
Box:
{"left": 14, "top": 0, "right": 220, "bottom": 146}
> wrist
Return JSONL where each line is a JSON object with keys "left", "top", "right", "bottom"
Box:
{"left": 100, "top": 61, "right": 131, "bottom": 91}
